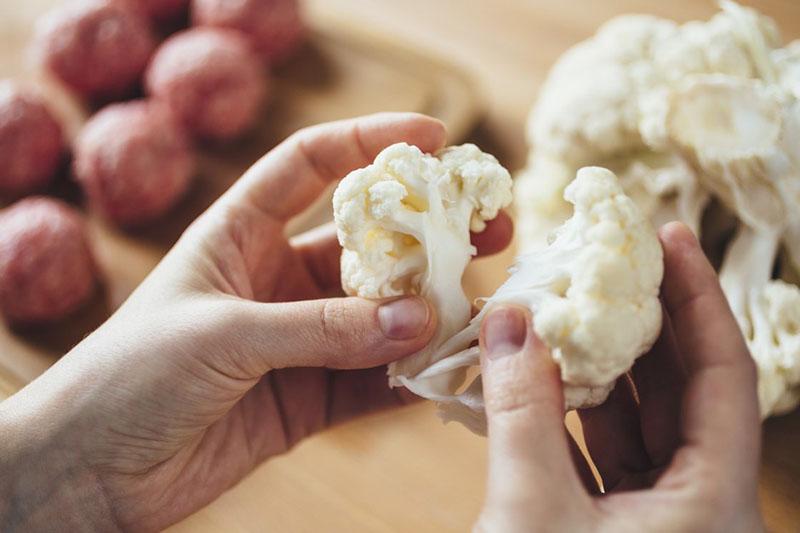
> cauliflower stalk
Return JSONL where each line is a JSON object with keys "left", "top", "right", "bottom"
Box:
{"left": 517, "top": 0, "right": 800, "bottom": 418}
{"left": 659, "top": 73, "right": 800, "bottom": 418}
{"left": 414, "top": 168, "right": 663, "bottom": 434}
{"left": 333, "top": 142, "right": 512, "bottom": 396}
{"left": 720, "top": 227, "right": 800, "bottom": 418}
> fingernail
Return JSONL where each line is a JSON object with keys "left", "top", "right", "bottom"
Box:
{"left": 378, "top": 297, "right": 430, "bottom": 340}
{"left": 483, "top": 306, "right": 528, "bottom": 359}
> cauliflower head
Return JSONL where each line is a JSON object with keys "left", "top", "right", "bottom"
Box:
{"left": 416, "top": 167, "right": 663, "bottom": 434}
{"left": 517, "top": 1, "right": 800, "bottom": 419}
{"left": 333, "top": 142, "right": 512, "bottom": 393}
{"left": 517, "top": 1, "right": 791, "bottom": 254}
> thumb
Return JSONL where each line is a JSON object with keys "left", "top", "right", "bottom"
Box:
{"left": 479, "top": 306, "right": 585, "bottom": 514}
{"left": 230, "top": 296, "right": 437, "bottom": 372}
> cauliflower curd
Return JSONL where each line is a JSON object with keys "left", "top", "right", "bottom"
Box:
{"left": 333, "top": 143, "right": 513, "bottom": 397}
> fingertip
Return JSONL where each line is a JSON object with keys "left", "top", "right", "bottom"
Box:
{"left": 363, "top": 112, "right": 447, "bottom": 149}
{"left": 480, "top": 304, "right": 529, "bottom": 359}
{"left": 377, "top": 296, "right": 437, "bottom": 343}
{"left": 398, "top": 112, "right": 448, "bottom": 153}
{"left": 472, "top": 211, "right": 514, "bottom": 257}
{"left": 658, "top": 221, "right": 699, "bottom": 253}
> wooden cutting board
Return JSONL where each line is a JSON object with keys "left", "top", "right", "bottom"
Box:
{"left": 0, "top": 2, "right": 482, "bottom": 395}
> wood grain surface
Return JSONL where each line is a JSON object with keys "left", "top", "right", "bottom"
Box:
{"left": 1, "top": 0, "right": 799, "bottom": 531}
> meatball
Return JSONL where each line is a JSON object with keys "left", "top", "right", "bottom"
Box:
{"left": 73, "top": 100, "right": 194, "bottom": 226}
{"left": 33, "top": 0, "right": 156, "bottom": 101}
{"left": 192, "top": 0, "right": 305, "bottom": 65}
{"left": 0, "top": 198, "right": 97, "bottom": 324}
{"left": 0, "top": 84, "right": 65, "bottom": 196}
{"left": 145, "top": 28, "right": 267, "bottom": 141}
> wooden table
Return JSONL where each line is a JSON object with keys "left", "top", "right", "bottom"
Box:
{"left": 2, "top": 1, "right": 799, "bottom": 531}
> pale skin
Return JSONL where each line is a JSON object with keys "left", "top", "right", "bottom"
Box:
{"left": 476, "top": 223, "right": 764, "bottom": 533}
{"left": 0, "top": 114, "right": 762, "bottom": 531}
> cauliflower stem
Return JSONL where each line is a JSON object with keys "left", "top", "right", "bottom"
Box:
{"left": 416, "top": 167, "right": 664, "bottom": 434}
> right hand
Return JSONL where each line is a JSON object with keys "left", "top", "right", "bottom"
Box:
{"left": 474, "top": 222, "right": 764, "bottom": 533}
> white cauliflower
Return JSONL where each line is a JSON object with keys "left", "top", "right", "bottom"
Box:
{"left": 652, "top": 75, "right": 796, "bottom": 231}
{"left": 333, "top": 142, "right": 512, "bottom": 395}
{"left": 661, "top": 75, "right": 800, "bottom": 416}
{"left": 525, "top": 3, "right": 777, "bottom": 170}
{"left": 517, "top": 1, "right": 800, "bottom": 418}
{"left": 720, "top": 227, "right": 800, "bottom": 418}
{"left": 414, "top": 168, "right": 663, "bottom": 434}
{"left": 517, "top": 1, "right": 787, "bottom": 253}
{"left": 608, "top": 152, "right": 709, "bottom": 237}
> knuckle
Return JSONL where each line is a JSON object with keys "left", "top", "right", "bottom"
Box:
{"left": 319, "top": 299, "right": 363, "bottom": 356}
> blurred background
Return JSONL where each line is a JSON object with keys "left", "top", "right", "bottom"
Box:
{"left": 1, "top": 1, "right": 799, "bottom": 531}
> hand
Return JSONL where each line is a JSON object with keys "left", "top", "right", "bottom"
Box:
{"left": 0, "top": 113, "right": 512, "bottom": 532}
{"left": 474, "top": 222, "right": 764, "bottom": 533}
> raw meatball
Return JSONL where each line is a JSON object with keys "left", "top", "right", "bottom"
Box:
{"left": 73, "top": 100, "right": 194, "bottom": 225}
{"left": 126, "top": 0, "right": 189, "bottom": 24}
{"left": 0, "top": 198, "right": 96, "bottom": 324}
{"left": 192, "top": 0, "right": 305, "bottom": 65}
{"left": 33, "top": 0, "right": 156, "bottom": 101}
{"left": 145, "top": 28, "right": 267, "bottom": 141}
{"left": 0, "top": 84, "right": 65, "bottom": 196}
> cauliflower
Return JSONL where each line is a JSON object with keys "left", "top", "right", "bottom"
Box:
{"left": 517, "top": 1, "right": 800, "bottom": 418}
{"left": 413, "top": 168, "right": 663, "bottom": 434}
{"left": 333, "top": 142, "right": 512, "bottom": 395}
{"left": 517, "top": 1, "right": 787, "bottom": 254}
{"left": 608, "top": 152, "right": 709, "bottom": 237}
{"left": 652, "top": 75, "right": 796, "bottom": 232}
{"left": 720, "top": 227, "right": 800, "bottom": 417}
{"left": 661, "top": 75, "right": 800, "bottom": 417}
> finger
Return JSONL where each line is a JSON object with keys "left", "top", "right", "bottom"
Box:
{"left": 326, "top": 366, "right": 420, "bottom": 426}
{"left": 630, "top": 308, "right": 686, "bottom": 467}
{"left": 479, "top": 306, "right": 589, "bottom": 508}
{"left": 657, "top": 222, "right": 760, "bottom": 483}
{"left": 291, "top": 213, "right": 516, "bottom": 291}
{"left": 577, "top": 376, "right": 651, "bottom": 491}
{"left": 470, "top": 211, "right": 514, "bottom": 256}
{"left": 229, "top": 295, "right": 437, "bottom": 373}
{"left": 223, "top": 113, "right": 447, "bottom": 221}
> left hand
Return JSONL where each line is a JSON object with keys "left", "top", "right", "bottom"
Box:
{"left": 0, "top": 113, "right": 513, "bottom": 532}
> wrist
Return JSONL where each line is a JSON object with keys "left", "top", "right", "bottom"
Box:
{"left": 0, "top": 377, "right": 122, "bottom": 531}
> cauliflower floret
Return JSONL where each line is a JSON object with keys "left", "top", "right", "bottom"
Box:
{"left": 609, "top": 151, "right": 709, "bottom": 237}
{"left": 748, "top": 282, "right": 800, "bottom": 417}
{"left": 720, "top": 226, "right": 800, "bottom": 418}
{"left": 526, "top": 15, "right": 676, "bottom": 167}
{"left": 772, "top": 40, "right": 800, "bottom": 98}
{"left": 655, "top": 75, "right": 794, "bottom": 232}
{"left": 518, "top": 2, "right": 785, "bottom": 241}
{"left": 414, "top": 167, "right": 663, "bottom": 434}
{"left": 514, "top": 155, "right": 575, "bottom": 253}
{"left": 333, "top": 142, "right": 512, "bottom": 394}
